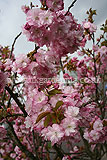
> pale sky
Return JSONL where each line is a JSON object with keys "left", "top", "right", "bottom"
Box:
{"left": 0, "top": 0, "right": 107, "bottom": 56}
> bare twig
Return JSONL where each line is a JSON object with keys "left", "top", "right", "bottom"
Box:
{"left": 10, "top": 32, "right": 22, "bottom": 58}
{"left": 65, "top": 0, "right": 78, "bottom": 16}
{"left": 7, "top": 73, "right": 16, "bottom": 108}
{"left": 5, "top": 86, "right": 27, "bottom": 117}
{"left": 60, "top": 58, "right": 65, "bottom": 74}
{"left": 6, "top": 113, "right": 24, "bottom": 118}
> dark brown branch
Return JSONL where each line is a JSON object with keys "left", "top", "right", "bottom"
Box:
{"left": 7, "top": 120, "right": 38, "bottom": 160}
{"left": 5, "top": 86, "right": 27, "bottom": 117}
{"left": 10, "top": 32, "right": 22, "bottom": 58}
{"left": 53, "top": 144, "right": 64, "bottom": 159}
{"left": 65, "top": 0, "right": 78, "bottom": 16}
{"left": 60, "top": 58, "right": 65, "bottom": 74}
{"left": 6, "top": 113, "right": 24, "bottom": 118}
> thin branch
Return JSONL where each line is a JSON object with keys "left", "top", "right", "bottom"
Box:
{"left": 32, "top": 130, "right": 38, "bottom": 155}
{"left": 10, "top": 32, "right": 22, "bottom": 58}
{"left": 53, "top": 144, "right": 64, "bottom": 159}
{"left": 6, "top": 120, "right": 38, "bottom": 160}
{"left": 5, "top": 86, "right": 28, "bottom": 117}
{"left": 6, "top": 113, "right": 24, "bottom": 118}
{"left": 65, "top": 0, "right": 78, "bottom": 16}
{"left": 7, "top": 72, "right": 18, "bottom": 109}
{"left": 60, "top": 58, "right": 65, "bottom": 74}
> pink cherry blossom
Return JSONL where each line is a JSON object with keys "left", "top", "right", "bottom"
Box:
{"left": 64, "top": 106, "right": 79, "bottom": 118}
{"left": 42, "top": 124, "right": 64, "bottom": 145}
{"left": 46, "top": 0, "right": 64, "bottom": 12}
{"left": 93, "top": 119, "right": 103, "bottom": 131}
{"left": 83, "top": 22, "right": 91, "bottom": 29}
{"left": 33, "top": 91, "right": 48, "bottom": 106}
{"left": 90, "top": 130, "right": 100, "bottom": 141}
{"left": 61, "top": 117, "right": 77, "bottom": 136}
{"left": 83, "top": 21, "right": 97, "bottom": 33}
{"left": 83, "top": 130, "right": 91, "bottom": 142}
{"left": 21, "top": 5, "right": 30, "bottom": 14}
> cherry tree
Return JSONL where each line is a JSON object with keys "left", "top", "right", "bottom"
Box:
{"left": 0, "top": 0, "right": 107, "bottom": 160}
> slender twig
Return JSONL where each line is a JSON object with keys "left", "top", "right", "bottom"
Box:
{"left": 10, "top": 32, "right": 22, "bottom": 58}
{"left": 1, "top": 89, "right": 6, "bottom": 108}
{"left": 7, "top": 84, "right": 15, "bottom": 109}
{"left": 6, "top": 120, "right": 38, "bottom": 160}
{"left": 65, "top": 0, "right": 78, "bottom": 16}
{"left": 14, "top": 81, "right": 24, "bottom": 86}
{"left": 6, "top": 113, "right": 24, "bottom": 118}
{"left": 34, "top": 44, "right": 40, "bottom": 51}
{"left": 5, "top": 86, "right": 27, "bottom": 117}
{"left": 32, "top": 130, "right": 39, "bottom": 156}
{"left": 60, "top": 58, "right": 65, "bottom": 74}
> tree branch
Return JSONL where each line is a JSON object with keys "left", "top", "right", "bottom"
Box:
{"left": 7, "top": 120, "right": 38, "bottom": 160}
{"left": 6, "top": 113, "right": 24, "bottom": 118}
{"left": 10, "top": 32, "right": 22, "bottom": 58}
{"left": 5, "top": 86, "right": 27, "bottom": 117}
{"left": 65, "top": 0, "right": 78, "bottom": 16}
{"left": 53, "top": 144, "right": 64, "bottom": 159}
{"left": 60, "top": 58, "right": 65, "bottom": 74}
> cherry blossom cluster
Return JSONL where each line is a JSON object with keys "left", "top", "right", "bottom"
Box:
{"left": 41, "top": 106, "right": 80, "bottom": 145}
{"left": 12, "top": 48, "right": 59, "bottom": 89}
{"left": 23, "top": 2, "right": 83, "bottom": 58}
{"left": 83, "top": 21, "right": 97, "bottom": 33}
{"left": 0, "top": 46, "right": 13, "bottom": 93}
{"left": 84, "top": 117, "right": 106, "bottom": 143}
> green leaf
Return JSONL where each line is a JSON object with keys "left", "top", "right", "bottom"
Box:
{"left": 48, "top": 89, "right": 62, "bottom": 97}
{"left": 52, "top": 118, "right": 57, "bottom": 124}
{"left": 92, "top": 10, "right": 96, "bottom": 15}
{"left": 104, "top": 27, "right": 107, "bottom": 32}
{"left": 100, "top": 27, "right": 104, "bottom": 30}
{"left": 51, "top": 113, "right": 57, "bottom": 124}
{"left": 47, "top": 141, "right": 52, "bottom": 149}
{"left": 101, "top": 40, "right": 107, "bottom": 47}
{"left": 53, "top": 101, "right": 64, "bottom": 111}
{"left": 44, "top": 114, "right": 51, "bottom": 127}
{"left": 103, "top": 120, "right": 107, "bottom": 127}
{"left": 36, "top": 111, "right": 50, "bottom": 124}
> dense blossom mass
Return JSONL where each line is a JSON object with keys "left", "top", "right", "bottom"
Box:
{"left": 0, "top": 0, "right": 107, "bottom": 160}
{"left": 23, "top": 5, "right": 83, "bottom": 58}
